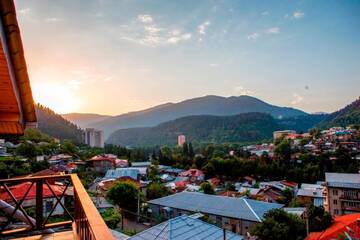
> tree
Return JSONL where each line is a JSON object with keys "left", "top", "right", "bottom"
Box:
{"left": 107, "top": 181, "right": 140, "bottom": 211}
{"left": 16, "top": 142, "right": 42, "bottom": 158}
{"left": 200, "top": 182, "right": 215, "bottom": 195}
{"left": 274, "top": 139, "right": 291, "bottom": 162}
{"left": 101, "top": 208, "right": 121, "bottom": 229}
{"left": 147, "top": 182, "right": 171, "bottom": 200}
{"left": 308, "top": 205, "right": 333, "bottom": 232}
{"left": 60, "top": 140, "right": 77, "bottom": 155}
{"left": 278, "top": 188, "right": 293, "bottom": 206}
{"left": 251, "top": 209, "right": 306, "bottom": 240}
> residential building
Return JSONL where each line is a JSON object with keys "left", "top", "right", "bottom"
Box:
{"left": 177, "top": 135, "right": 186, "bottom": 146}
{"left": 178, "top": 168, "right": 204, "bottom": 183}
{"left": 85, "top": 128, "right": 104, "bottom": 148}
{"left": 129, "top": 215, "right": 243, "bottom": 240}
{"left": 86, "top": 154, "right": 128, "bottom": 173}
{"left": 296, "top": 183, "right": 325, "bottom": 207}
{"left": 148, "top": 192, "right": 283, "bottom": 235}
{"left": 273, "top": 130, "right": 296, "bottom": 140}
{"left": 103, "top": 168, "right": 141, "bottom": 181}
{"left": 324, "top": 172, "right": 360, "bottom": 216}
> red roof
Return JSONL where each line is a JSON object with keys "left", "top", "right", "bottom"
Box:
{"left": 306, "top": 213, "right": 360, "bottom": 240}
{"left": 208, "top": 177, "right": 221, "bottom": 186}
{"left": 280, "top": 180, "right": 298, "bottom": 188}
{"left": 0, "top": 182, "right": 68, "bottom": 201}
{"left": 179, "top": 169, "right": 204, "bottom": 177}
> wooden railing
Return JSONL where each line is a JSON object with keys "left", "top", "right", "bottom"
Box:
{"left": 0, "top": 174, "right": 114, "bottom": 240}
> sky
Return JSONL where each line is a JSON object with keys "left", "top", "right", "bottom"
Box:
{"left": 14, "top": 0, "right": 360, "bottom": 115}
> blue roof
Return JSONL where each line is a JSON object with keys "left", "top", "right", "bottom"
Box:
{"left": 103, "top": 168, "right": 140, "bottom": 180}
{"left": 128, "top": 215, "right": 243, "bottom": 240}
{"left": 148, "top": 192, "right": 282, "bottom": 222}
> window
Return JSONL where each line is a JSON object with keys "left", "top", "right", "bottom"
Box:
{"left": 334, "top": 209, "right": 339, "bottom": 215}
{"left": 333, "top": 199, "right": 337, "bottom": 205}
{"left": 333, "top": 189, "right": 338, "bottom": 196}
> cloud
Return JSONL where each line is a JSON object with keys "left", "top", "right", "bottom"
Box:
{"left": 247, "top": 32, "right": 260, "bottom": 40}
{"left": 293, "top": 11, "right": 305, "bottom": 19}
{"left": 137, "top": 14, "right": 153, "bottom": 23}
{"left": 44, "top": 17, "right": 64, "bottom": 23}
{"left": 261, "top": 11, "right": 269, "bottom": 16}
{"left": 120, "top": 14, "right": 192, "bottom": 47}
{"left": 234, "top": 86, "right": 253, "bottom": 96}
{"left": 291, "top": 93, "right": 304, "bottom": 105}
{"left": 198, "top": 21, "right": 210, "bottom": 35}
{"left": 266, "top": 27, "right": 280, "bottom": 34}
{"left": 209, "top": 63, "right": 219, "bottom": 67}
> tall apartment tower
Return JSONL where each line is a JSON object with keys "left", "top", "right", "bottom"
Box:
{"left": 85, "top": 128, "right": 104, "bottom": 148}
{"left": 178, "top": 135, "right": 186, "bottom": 146}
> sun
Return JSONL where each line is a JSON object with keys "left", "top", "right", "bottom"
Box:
{"left": 32, "top": 82, "right": 81, "bottom": 114}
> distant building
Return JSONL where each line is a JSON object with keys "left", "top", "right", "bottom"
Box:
{"left": 85, "top": 128, "right": 104, "bottom": 148}
{"left": 177, "top": 135, "right": 186, "bottom": 146}
{"left": 273, "top": 130, "right": 296, "bottom": 140}
{"left": 296, "top": 183, "right": 325, "bottom": 207}
{"left": 324, "top": 172, "right": 360, "bottom": 216}
{"left": 86, "top": 154, "right": 128, "bottom": 173}
{"left": 148, "top": 192, "right": 283, "bottom": 235}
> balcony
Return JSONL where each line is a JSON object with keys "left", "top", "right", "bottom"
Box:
{"left": 0, "top": 174, "right": 114, "bottom": 240}
{"left": 339, "top": 195, "right": 360, "bottom": 202}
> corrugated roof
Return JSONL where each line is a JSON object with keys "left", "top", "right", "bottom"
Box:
{"left": 129, "top": 215, "right": 243, "bottom": 240}
{"left": 325, "top": 172, "right": 360, "bottom": 189}
{"left": 103, "top": 168, "right": 140, "bottom": 180}
{"left": 148, "top": 192, "right": 282, "bottom": 222}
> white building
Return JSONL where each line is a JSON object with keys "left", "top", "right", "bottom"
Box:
{"left": 85, "top": 128, "right": 104, "bottom": 148}
{"left": 177, "top": 135, "right": 186, "bottom": 146}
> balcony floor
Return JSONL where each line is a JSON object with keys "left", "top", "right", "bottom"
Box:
{"left": 10, "top": 231, "right": 74, "bottom": 240}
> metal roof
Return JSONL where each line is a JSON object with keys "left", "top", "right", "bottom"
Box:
{"left": 325, "top": 172, "right": 360, "bottom": 189}
{"left": 103, "top": 168, "right": 140, "bottom": 180}
{"left": 128, "top": 215, "right": 243, "bottom": 240}
{"left": 148, "top": 192, "right": 282, "bottom": 222}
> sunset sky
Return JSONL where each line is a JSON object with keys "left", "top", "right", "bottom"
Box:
{"left": 15, "top": 0, "right": 360, "bottom": 115}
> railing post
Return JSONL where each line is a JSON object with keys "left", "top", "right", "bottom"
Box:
{"left": 36, "top": 179, "right": 43, "bottom": 230}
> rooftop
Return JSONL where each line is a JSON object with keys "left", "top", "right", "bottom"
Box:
{"left": 128, "top": 215, "right": 243, "bottom": 240}
{"left": 148, "top": 192, "right": 283, "bottom": 222}
{"left": 325, "top": 172, "right": 360, "bottom": 189}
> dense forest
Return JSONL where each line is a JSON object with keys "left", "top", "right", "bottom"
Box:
{"left": 36, "top": 104, "right": 84, "bottom": 143}
{"left": 317, "top": 97, "right": 360, "bottom": 129}
{"left": 107, "top": 112, "right": 327, "bottom": 147}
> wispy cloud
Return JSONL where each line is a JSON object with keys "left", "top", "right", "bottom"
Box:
{"left": 18, "top": 8, "right": 31, "bottom": 15}
{"left": 247, "top": 32, "right": 260, "bottom": 40}
{"left": 293, "top": 11, "right": 305, "bottom": 19}
{"left": 266, "top": 27, "right": 280, "bottom": 34}
{"left": 261, "top": 11, "right": 269, "bottom": 16}
{"left": 291, "top": 93, "right": 304, "bottom": 105}
{"left": 209, "top": 63, "right": 219, "bottom": 67}
{"left": 137, "top": 14, "right": 153, "bottom": 23}
{"left": 234, "top": 86, "right": 253, "bottom": 96}
{"left": 44, "top": 17, "right": 64, "bottom": 23}
{"left": 198, "top": 21, "right": 210, "bottom": 35}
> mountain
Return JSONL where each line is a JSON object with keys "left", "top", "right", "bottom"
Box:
{"left": 61, "top": 113, "right": 112, "bottom": 129}
{"left": 317, "top": 97, "right": 360, "bottom": 129}
{"left": 278, "top": 114, "right": 327, "bottom": 132}
{"left": 107, "top": 112, "right": 286, "bottom": 146}
{"left": 77, "top": 95, "right": 307, "bottom": 138}
{"left": 36, "top": 104, "right": 84, "bottom": 143}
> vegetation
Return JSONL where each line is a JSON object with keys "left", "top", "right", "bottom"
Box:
{"left": 101, "top": 208, "right": 121, "bottom": 229}
{"left": 107, "top": 181, "right": 142, "bottom": 212}
{"left": 251, "top": 209, "right": 306, "bottom": 240}
{"left": 147, "top": 182, "right": 172, "bottom": 200}
{"left": 308, "top": 205, "right": 333, "bottom": 232}
{"left": 36, "top": 104, "right": 84, "bottom": 143}
{"left": 200, "top": 182, "right": 215, "bottom": 194}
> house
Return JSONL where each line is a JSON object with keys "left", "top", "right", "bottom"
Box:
{"left": 148, "top": 192, "right": 283, "bottom": 235}
{"left": 131, "top": 161, "right": 151, "bottom": 168}
{"left": 91, "top": 197, "right": 114, "bottom": 213}
{"left": 257, "top": 186, "right": 283, "bottom": 203}
{"left": 243, "top": 176, "right": 256, "bottom": 186}
{"left": 178, "top": 169, "right": 204, "bottom": 183}
{"left": 48, "top": 153, "right": 73, "bottom": 165}
{"left": 0, "top": 182, "right": 71, "bottom": 216}
{"left": 324, "top": 172, "right": 360, "bottom": 216}
{"left": 306, "top": 213, "right": 360, "bottom": 240}
{"left": 296, "top": 183, "right": 325, "bottom": 207}
{"left": 103, "top": 168, "right": 140, "bottom": 181}
{"left": 87, "top": 154, "right": 128, "bottom": 173}
{"left": 129, "top": 215, "right": 243, "bottom": 240}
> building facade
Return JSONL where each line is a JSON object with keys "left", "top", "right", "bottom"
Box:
{"left": 85, "top": 128, "right": 104, "bottom": 148}
{"left": 177, "top": 135, "right": 186, "bottom": 146}
{"left": 324, "top": 172, "right": 360, "bottom": 216}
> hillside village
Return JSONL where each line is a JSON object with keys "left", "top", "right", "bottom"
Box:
{"left": 1, "top": 124, "right": 359, "bottom": 239}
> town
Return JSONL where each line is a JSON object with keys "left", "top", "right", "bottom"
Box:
{"left": 1, "top": 124, "right": 359, "bottom": 239}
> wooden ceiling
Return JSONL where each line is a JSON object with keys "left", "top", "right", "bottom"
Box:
{"left": 0, "top": 0, "right": 37, "bottom": 135}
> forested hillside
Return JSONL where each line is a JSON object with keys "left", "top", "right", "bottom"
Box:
{"left": 107, "top": 112, "right": 283, "bottom": 146}
{"left": 36, "top": 104, "right": 84, "bottom": 143}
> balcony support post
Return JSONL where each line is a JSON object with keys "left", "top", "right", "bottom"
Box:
{"left": 36, "top": 179, "right": 43, "bottom": 230}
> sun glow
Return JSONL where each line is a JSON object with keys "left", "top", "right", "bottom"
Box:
{"left": 32, "top": 82, "right": 81, "bottom": 114}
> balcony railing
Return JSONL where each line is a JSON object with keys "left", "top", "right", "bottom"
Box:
{"left": 339, "top": 195, "right": 360, "bottom": 201}
{"left": 0, "top": 174, "right": 114, "bottom": 240}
